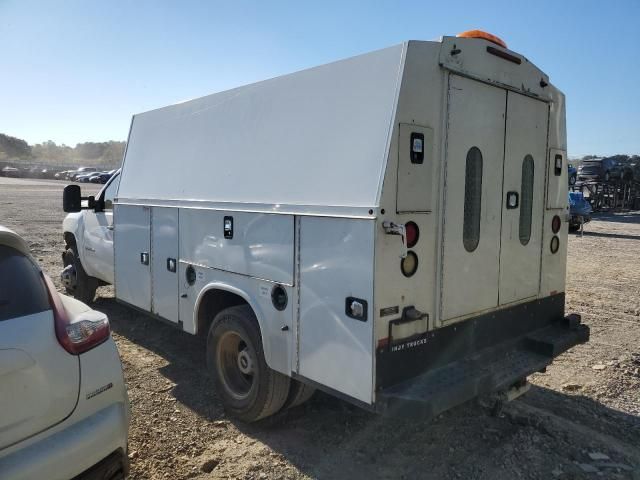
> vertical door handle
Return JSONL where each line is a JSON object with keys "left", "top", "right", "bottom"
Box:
{"left": 166, "top": 258, "right": 177, "bottom": 272}
{"left": 140, "top": 252, "right": 149, "bottom": 265}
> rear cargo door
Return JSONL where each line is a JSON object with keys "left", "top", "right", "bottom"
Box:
{"left": 440, "top": 75, "right": 506, "bottom": 321}
{"left": 498, "top": 92, "right": 548, "bottom": 305}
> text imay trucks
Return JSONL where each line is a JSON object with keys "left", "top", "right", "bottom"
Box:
{"left": 62, "top": 31, "right": 589, "bottom": 421}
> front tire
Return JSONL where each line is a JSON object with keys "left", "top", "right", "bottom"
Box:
{"left": 62, "top": 246, "right": 98, "bottom": 304}
{"left": 207, "top": 305, "right": 290, "bottom": 422}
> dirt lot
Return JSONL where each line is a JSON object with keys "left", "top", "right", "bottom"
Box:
{"left": 1, "top": 176, "right": 639, "bottom": 479}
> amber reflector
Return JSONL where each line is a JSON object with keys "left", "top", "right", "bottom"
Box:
{"left": 456, "top": 30, "right": 507, "bottom": 49}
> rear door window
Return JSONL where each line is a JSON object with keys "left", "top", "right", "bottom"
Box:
{"left": 0, "top": 245, "right": 50, "bottom": 321}
{"left": 463, "top": 147, "right": 483, "bottom": 252}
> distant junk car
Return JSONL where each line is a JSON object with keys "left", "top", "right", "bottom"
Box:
{"left": 62, "top": 31, "right": 589, "bottom": 422}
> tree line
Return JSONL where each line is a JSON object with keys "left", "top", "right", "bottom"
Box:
{"left": 0, "top": 133, "right": 125, "bottom": 168}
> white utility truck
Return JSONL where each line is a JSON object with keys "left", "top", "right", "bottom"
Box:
{"left": 62, "top": 31, "right": 589, "bottom": 421}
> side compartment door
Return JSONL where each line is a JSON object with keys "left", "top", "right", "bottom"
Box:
{"left": 298, "top": 217, "right": 374, "bottom": 404}
{"left": 114, "top": 204, "right": 151, "bottom": 311}
{"left": 440, "top": 75, "right": 506, "bottom": 321}
{"left": 498, "top": 92, "right": 548, "bottom": 304}
{"left": 151, "top": 207, "right": 179, "bottom": 323}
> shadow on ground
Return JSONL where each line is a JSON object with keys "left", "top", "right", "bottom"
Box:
{"left": 591, "top": 211, "right": 640, "bottom": 224}
{"left": 97, "top": 296, "right": 640, "bottom": 479}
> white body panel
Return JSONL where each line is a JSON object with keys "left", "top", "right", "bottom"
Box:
{"left": 118, "top": 45, "right": 405, "bottom": 210}
{"left": 0, "top": 311, "right": 79, "bottom": 450}
{"left": 180, "top": 262, "right": 293, "bottom": 374}
{"left": 297, "top": 217, "right": 374, "bottom": 403}
{"left": 82, "top": 209, "right": 114, "bottom": 282}
{"left": 151, "top": 207, "right": 180, "bottom": 323}
{"left": 114, "top": 204, "right": 151, "bottom": 310}
{"left": 180, "top": 209, "right": 294, "bottom": 285}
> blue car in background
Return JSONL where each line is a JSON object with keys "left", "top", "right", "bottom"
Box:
{"left": 569, "top": 191, "right": 592, "bottom": 232}
{"left": 568, "top": 164, "right": 577, "bottom": 185}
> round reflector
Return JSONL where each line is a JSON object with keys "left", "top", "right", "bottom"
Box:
{"left": 456, "top": 30, "right": 507, "bottom": 49}
{"left": 552, "top": 215, "right": 562, "bottom": 234}
{"left": 550, "top": 236, "right": 560, "bottom": 254}
{"left": 405, "top": 221, "right": 420, "bottom": 248}
{"left": 401, "top": 251, "right": 419, "bottom": 278}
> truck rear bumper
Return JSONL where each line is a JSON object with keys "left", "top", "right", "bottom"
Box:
{"left": 375, "top": 294, "right": 589, "bottom": 418}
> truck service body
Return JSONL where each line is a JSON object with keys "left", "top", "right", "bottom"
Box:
{"left": 63, "top": 34, "right": 589, "bottom": 420}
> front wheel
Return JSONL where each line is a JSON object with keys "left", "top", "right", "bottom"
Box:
{"left": 61, "top": 246, "right": 98, "bottom": 304}
{"left": 207, "top": 305, "right": 290, "bottom": 422}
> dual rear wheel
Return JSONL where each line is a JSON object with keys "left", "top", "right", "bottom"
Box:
{"left": 206, "top": 305, "right": 314, "bottom": 422}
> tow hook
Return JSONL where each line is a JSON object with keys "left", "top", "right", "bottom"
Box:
{"left": 483, "top": 379, "right": 531, "bottom": 416}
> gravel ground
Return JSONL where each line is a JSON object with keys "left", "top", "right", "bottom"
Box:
{"left": 1, "top": 177, "right": 639, "bottom": 480}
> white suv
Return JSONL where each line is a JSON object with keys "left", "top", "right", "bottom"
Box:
{"left": 0, "top": 227, "right": 129, "bottom": 480}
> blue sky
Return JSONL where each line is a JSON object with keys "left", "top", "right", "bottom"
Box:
{"left": 0, "top": 0, "right": 638, "bottom": 156}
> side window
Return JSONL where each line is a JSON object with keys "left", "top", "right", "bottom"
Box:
{"left": 519, "top": 155, "right": 535, "bottom": 245}
{"left": 463, "top": 147, "right": 483, "bottom": 252}
{"left": 0, "top": 246, "right": 50, "bottom": 321}
{"left": 102, "top": 174, "right": 120, "bottom": 211}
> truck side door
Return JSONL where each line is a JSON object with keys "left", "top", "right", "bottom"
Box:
{"left": 82, "top": 173, "right": 120, "bottom": 284}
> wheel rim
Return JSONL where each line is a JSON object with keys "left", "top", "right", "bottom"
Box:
{"left": 62, "top": 252, "right": 78, "bottom": 291}
{"left": 216, "top": 330, "right": 256, "bottom": 400}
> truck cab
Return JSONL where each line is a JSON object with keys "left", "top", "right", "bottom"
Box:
{"left": 61, "top": 171, "right": 120, "bottom": 302}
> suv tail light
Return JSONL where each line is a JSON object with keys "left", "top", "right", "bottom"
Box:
{"left": 43, "top": 274, "right": 110, "bottom": 355}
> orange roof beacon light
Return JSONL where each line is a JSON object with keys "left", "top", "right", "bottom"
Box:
{"left": 456, "top": 30, "right": 507, "bottom": 49}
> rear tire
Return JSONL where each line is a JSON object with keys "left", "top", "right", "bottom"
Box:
{"left": 569, "top": 174, "right": 577, "bottom": 186}
{"left": 62, "top": 246, "right": 98, "bottom": 304}
{"left": 283, "top": 379, "right": 315, "bottom": 409}
{"left": 207, "top": 305, "right": 290, "bottom": 422}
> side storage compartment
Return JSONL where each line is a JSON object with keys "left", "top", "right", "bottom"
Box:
{"left": 297, "top": 217, "right": 375, "bottom": 404}
{"left": 151, "top": 207, "right": 179, "bottom": 323}
{"left": 114, "top": 204, "right": 151, "bottom": 310}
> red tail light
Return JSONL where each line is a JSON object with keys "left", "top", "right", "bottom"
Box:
{"left": 405, "top": 221, "right": 420, "bottom": 248}
{"left": 42, "top": 274, "right": 110, "bottom": 355}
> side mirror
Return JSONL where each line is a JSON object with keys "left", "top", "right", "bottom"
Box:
{"left": 63, "top": 185, "right": 95, "bottom": 212}
{"left": 63, "top": 185, "right": 81, "bottom": 212}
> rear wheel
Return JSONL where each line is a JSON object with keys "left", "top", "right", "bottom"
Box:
{"left": 207, "top": 305, "right": 290, "bottom": 422}
{"left": 62, "top": 246, "right": 98, "bottom": 304}
{"left": 283, "top": 379, "right": 315, "bottom": 409}
{"left": 569, "top": 174, "right": 577, "bottom": 186}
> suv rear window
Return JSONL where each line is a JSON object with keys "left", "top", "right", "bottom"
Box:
{"left": 0, "top": 245, "right": 50, "bottom": 321}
